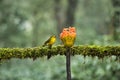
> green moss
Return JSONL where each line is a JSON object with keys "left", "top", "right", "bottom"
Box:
{"left": 0, "top": 45, "right": 120, "bottom": 61}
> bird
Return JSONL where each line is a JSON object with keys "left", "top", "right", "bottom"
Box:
{"left": 42, "top": 35, "right": 56, "bottom": 49}
{"left": 42, "top": 35, "right": 56, "bottom": 59}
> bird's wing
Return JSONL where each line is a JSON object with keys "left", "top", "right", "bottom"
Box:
{"left": 44, "top": 37, "right": 51, "bottom": 45}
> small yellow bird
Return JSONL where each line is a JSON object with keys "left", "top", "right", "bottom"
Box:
{"left": 42, "top": 35, "right": 56, "bottom": 59}
{"left": 42, "top": 35, "right": 56, "bottom": 49}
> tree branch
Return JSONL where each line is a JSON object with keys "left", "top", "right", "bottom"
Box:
{"left": 0, "top": 45, "right": 120, "bottom": 61}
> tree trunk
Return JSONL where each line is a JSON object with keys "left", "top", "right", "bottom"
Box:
{"left": 54, "top": 0, "right": 65, "bottom": 34}
{"left": 110, "top": 0, "right": 120, "bottom": 40}
{"left": 54, "top": 0, "right": 78, "bottom": 34}
{"left": 66, "top": 0, "right": 78, "bottom": 26}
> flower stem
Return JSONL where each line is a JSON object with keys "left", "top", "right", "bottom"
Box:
{"left": 66, "top": 48, "right": 71, "bottom": 80}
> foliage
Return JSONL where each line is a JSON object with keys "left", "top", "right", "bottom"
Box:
{"left": 0, "top": 0, "right": 30, "bottom": 47}
{"left": 0, "top": 56, "right": 120, "bottom": 80}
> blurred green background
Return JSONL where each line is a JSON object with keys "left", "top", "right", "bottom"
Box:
{"left": 0, "top": 0, "right": 120, "bottom": 80}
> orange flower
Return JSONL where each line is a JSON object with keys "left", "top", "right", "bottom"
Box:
{"left": 60, "top": 27, "right": 76, "bottom": 47}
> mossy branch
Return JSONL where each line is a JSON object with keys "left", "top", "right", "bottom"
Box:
{"left": 0, "top": 45, "right": 120, "bottom": 61}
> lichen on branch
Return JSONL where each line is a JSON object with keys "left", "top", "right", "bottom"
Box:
{"left": 0, "top": 45, "right": 120, "bottom": 61}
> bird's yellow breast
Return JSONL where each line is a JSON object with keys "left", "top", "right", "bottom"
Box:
{"left": 48, "top": 37, "right": 56, "bottom": 45}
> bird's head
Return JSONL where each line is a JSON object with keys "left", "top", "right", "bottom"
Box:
{"left": 51, "top": 35, "right": 56, "bottom": 38}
